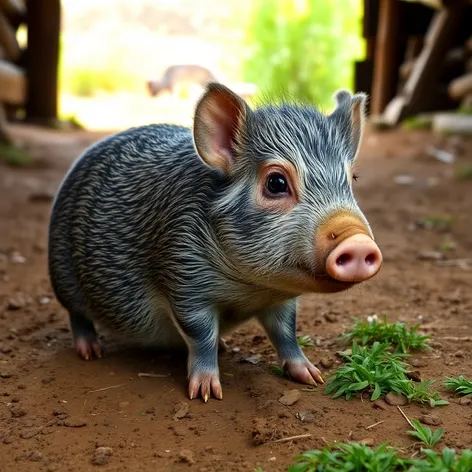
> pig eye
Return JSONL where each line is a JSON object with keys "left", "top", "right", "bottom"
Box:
{"left": 266, "top": 173, "right": 289, "bottom": 194}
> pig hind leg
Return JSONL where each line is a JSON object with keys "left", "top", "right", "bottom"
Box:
{"left": 69, "top": 311, "right": 102, "bottom": 360}
{"left": 258, "top": 301, "right": 324, "bottom": 386}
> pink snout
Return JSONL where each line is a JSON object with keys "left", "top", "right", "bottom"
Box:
{"left": 326, "top": 234, "right": 382, "bottom": 283}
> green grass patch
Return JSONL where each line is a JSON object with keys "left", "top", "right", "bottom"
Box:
{"left": 402, "top": 115, "right": 433, "bottom": 130}
{"left": 443, "top": 376, "right": 472, "bottom": 397}
{"left": 416, "top": 214, "right": 455, "bottom": 232}
{"left": 408, "top": 419, "right": 443, "bottom": 449}
{"left": 0, "top": 143, "right": 31, "bottom": 167}
{"left": 288, "top": 443, "right": 472, "bottom": 471}
{"left": 455, "top": 164, "right": 472, "bottom": 180}
{"left": 340, "top": 316, "right": 431, "bottom": 353}
{"left": 324, "top": 342, "right": 447, "bottom": 406}
{"left": 297, "top": 335, "right": 315, "bottom": 348}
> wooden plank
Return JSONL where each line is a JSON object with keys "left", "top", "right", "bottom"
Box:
{"left": 449, "top": 73, "right": 472, "bottom": 100}
{"left": 370, "top": 0, "right": 400, "bottom": 115}
{"left": 381, "top": 8, "right": 463, "bottom": 125}
{"left": 0, "top": 0, "right": 25, "bottom": 16}
{"left": 0, "top": 59, "right": 25, "bottom": 104}
{"left": 0, "top": 11, "right": 20, "bottom": 61}
{"left": 25, "top": 0, "right": 60, "bottom": 122}
{"left": 0, "top": 102, "right": 11, "bottom": 144}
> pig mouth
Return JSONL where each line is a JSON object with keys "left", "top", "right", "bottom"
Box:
{"left": 296, "top": 264, "right": 356, "bottom": 293}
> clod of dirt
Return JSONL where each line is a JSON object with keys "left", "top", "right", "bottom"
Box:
{"left": 411, "top": 358, "right": 427, "bottom": 368}
{"left": 28, "top": 190, "right": 55, "bottom": 202}
{"left": 91, "top": 446, "right": 113, "bottom": 466}
{"left": 251, "top": 417, "right": 283, "bottom": 445}
{"left": 0, "top": 372, "right": 12, "bottom": 379}
{"left": 320, "top": 357, "right": 334, "bottom": 369}
{"left": 27, "top": 451, "right": 43, "bottom": 462}
{"left": 459, "top": 396, "right": 472, "bottom": 406}
{"left": 324, "top": 313, "right": 338, "bottom": 323}
{"left": 420, "top": 414, "right": 442, "bottom": 426}
{"left": 178, "top": 449, "right": 195, "bottom": 464}
{"left": 64, "top": 416, "right": 87, "bottom": 428}
{"left": 252, "top": 335, "right": 264, "bottom": 345}
{"left": 10, "top": 406, "right": 27, "bottom": 418}
{"left": 118, "top": 401, "right": 129, "bottom": 409}
{"left": 372, "top": 401, "right": 386, "bottom": 410}
{"left": 52, "top": 408, "right": 68, "bottom": 417}
{"left": 278, "top": 389, "right": 301, "bottom": 406}
{"left": 20, "top": 427, "right": 43, "bottom": 439}
{"left": 417, "top": 251, "right": 444, "bottom": 261}
{"left": 359, "top": 438, "right": 375, "bottom": 446}
{"left": 173, "top": 401, "right": 189, "bottom": 420}
{"left": 296, "top": 411, "right": 315, "bottom": 423}
{"left": 7, "top": 296, "right": 26, "bottom": 310}
{"left": 454, "top": 350, "right": 464, "bottom": 358}
{"left": 384, "top": 392, "right": 408, "bottom": 406}
{"left": 406, "top": 371, "right": 422, "bottom": 382}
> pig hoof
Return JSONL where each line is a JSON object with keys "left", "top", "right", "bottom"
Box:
{"left": 188, "top": 371, "right": 223, "bottom": 402}
{"left": 75, "top": 336, "right": 103, "bottom": 361}
{"left": 283, "top": 359, "right": 324, "bottom": 386}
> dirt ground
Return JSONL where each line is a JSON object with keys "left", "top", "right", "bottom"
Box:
{"left": 1, "top": 123, "right": 472, "bottom": 472}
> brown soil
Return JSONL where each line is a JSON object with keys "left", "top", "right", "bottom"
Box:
{"left": 1, "top": 124, "right": 472, "bottom": 472}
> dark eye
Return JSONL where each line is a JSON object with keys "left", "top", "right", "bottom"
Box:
{"left": 352, "top": 173, "right": 359, "bottom": 182}
{"left": 266, "top": 173, "right": 288, "bottom": 194}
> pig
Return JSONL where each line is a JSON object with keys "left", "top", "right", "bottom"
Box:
{"left": 147, "top": 64, "right": 218, "bottom": 97}
{"left": 48, "top": 82, "right": 382, "bottom": 402}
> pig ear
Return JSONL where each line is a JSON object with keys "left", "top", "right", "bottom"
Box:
{"left": 193, "top": 82, "right": 249, "bottom": 173}
{"left": 330, "top": 90, "right": 368, "bottom": 158}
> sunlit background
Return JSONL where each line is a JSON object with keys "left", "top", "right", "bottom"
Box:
{"left": 50, "top": 0, "right": 364, "bottom": 130}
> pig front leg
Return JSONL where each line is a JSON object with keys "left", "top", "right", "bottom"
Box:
{"left": 258, "top": 300, "right": 324, "bottom": 386}
{"left": 174, "top": 307, "right": 222, "bottom": 402}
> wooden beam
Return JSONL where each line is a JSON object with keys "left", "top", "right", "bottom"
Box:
{"left": 370, "top": 0, "right": 400, "bottom": 115}
{"left": 0, "top": 0, "right": 25, "bottom": 16}
{"left": 0, "top": 59, "right": 25, "bottom": 104}
{"left": 0, "top": 11, "right": 20, "bottom": 61}
{"left": 25, "top": 0, "right": 60, "bottom": 123}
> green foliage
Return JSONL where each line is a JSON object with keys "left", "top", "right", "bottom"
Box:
{"left": 242, "top": 0, "right": 363, "bottom": 108}
{"left": 409, "top": 448, "right": 472, "bottom": 472}
{"left": 0, "top": 144, "right": 31, "bottom": 167}
{"left": 390, "top": 380, "right": 448, "bottom": 407}
{"left": 325, "top": 342, "right": 448, "bottom": 406}
{"left": 401, "top": 115, "right": 433, "bottom": 130}
{"left": 455, "top": 164, "right": 472, "bottom": 180}
{"left": 416, "top": 214, "right": 454, "bottom": 232}
{"left": 408, "top": 419, "right": 444, "bottom": 449}
{"left": 297, "top": 335, "right": 315, "bottom": 348}
{"left": 340, "top": 316, "right": 431, "bottom": 353}
{"left": 288, "top": 442, "right": 472, "bottom": 472}
{"left": 443, "top": 376, "right": 472, "bottom": 396}
{"left": 325, "top": 342, "right": 408, "bottom": 401}
{"left": 288, "top": 442, "right": 403, "bottom": 472}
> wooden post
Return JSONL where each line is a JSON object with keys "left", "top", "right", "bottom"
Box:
{"left": 370, "top": 0, "right": 400, "bottom": 116}
{"left": 25, "top": 0, "right": 60, "bottom": 123}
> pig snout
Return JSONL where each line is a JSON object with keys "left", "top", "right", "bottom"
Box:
{"left": 326, "top": 234, "right": 382, "bottom": 283}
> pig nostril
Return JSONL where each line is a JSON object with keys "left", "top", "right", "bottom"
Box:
{"left": 365, "top": 253, "right": 377, "bottom": 266}
{"left": 336, "top": 253, "right": 351, "bottom": 266}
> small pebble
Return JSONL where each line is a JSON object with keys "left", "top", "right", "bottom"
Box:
{"left": 173, "top": 401, "right": 189, "bottom": 420}
{"left": 118, "top": 401, "right": 129, "bottom": 409}
{"left": 91, "top": 447, "right": 113, "bottom": 466}
{"left": 459, "top": 396, "right": 471, "bottom": 406}
{"left": 384, "top": 392, "right": 407, "bottom": 406}
{"left": 359, "top": 438, "right": 374, "bottom": 446}
{"left": 178, "top": 449, "right": 195, "bottom": 464}
{"left": 10, "top": 407, "right": 27, "bottom": 418}
{"left": 27, "top": 451, "right": 43, "bottom": 462}
{"left": 420, "top": 414, "right": 442, "bottom": 426}
{"left": 278, "top": 389, "right": 301, "bottom": 406}
{"left": 64, "top": 416, "right": 87, "bottom": 428}
{"left": 411, "top": 359, "right": 427, "bottom": 368}
{"left": 320, "top": 357, "right": 333, "bottom": 369}
{"left": 372, "top": 401, "right": 386, "bottom": 410}
{"left": 296, "top": 411, "right": 315, "bottom": 423}
{"left": 20, "top": 427, "right": 43, "bottom": 439}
